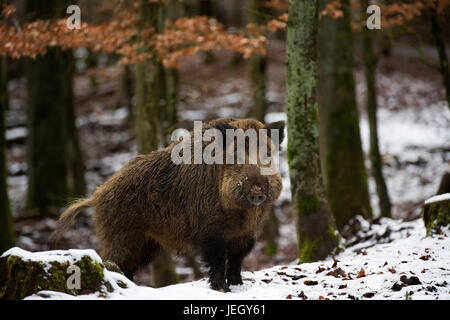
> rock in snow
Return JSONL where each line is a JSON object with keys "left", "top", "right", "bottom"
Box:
{"left": 0, "top": 248, "right": 133, "bottom": 299}
{"left": 1, "top": 217, "right": 449, "bottom": 300}
{"left": 423, "top": 193, "right": 449, "bottom": 236}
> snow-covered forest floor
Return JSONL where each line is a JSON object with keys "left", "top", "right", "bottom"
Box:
{"left": 4, "top": 40, "right": 450, "bottom": 293}
{"left": 23, "top": 216, "right": 449, "bottom": 300}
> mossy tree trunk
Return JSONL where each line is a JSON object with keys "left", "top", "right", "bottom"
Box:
{"left": 423, "top": 198, "right": 449, "bottom": 236}
{"left": 24, "top": 0, "right": 85, "bottom": 215}
{"left": 249, "top": 0, "right": 279, "bottom": 257}
{"left": 135, "top": 0, "right": 179, "bottom": 287}
{"left": 430, "top": 6, "right": 450, "bottom": 109}
{"left": 317, "top": 0, "right": 372, "bottom": 230}
{"left": 0, "top": 1, "right": 16, "bottom": 252}
{"left": 361, "top": 0, "right": 391, "bottom": 218}
{"left": 286, "top": 0, "right": 339, "bottom": 263}
{"left": 136, "top": 0, "right": 160, "bottom": 153}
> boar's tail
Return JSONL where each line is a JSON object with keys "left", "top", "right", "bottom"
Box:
{"left": 50, "top": 198, "right": 93, "bottom": 245}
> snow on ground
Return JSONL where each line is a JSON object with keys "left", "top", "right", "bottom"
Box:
{"left": 2, "top": 247, "right": 102, "bottom": 266}
{"left": 25, "top": 217, "right": 450, "bottom": 300}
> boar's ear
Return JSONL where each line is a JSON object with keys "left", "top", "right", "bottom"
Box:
{"left": 264, "top": 120, "right": 285, "bottom": 145}
{"left": 213, "top": 121, "right": 235, "bottom": 149}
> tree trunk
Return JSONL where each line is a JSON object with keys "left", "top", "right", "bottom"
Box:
{"left": 318, "top": 0, "right": 372, "bottom": 230}
{"left": 437, "top": 172, "right": 450, "bottom": 195}
{"left": 64, "top": 50, "right": 86, "bottom": 197}
{"left": 164, "top": 67, "right": 178, "bottom": 140}
{"left": 249, "top": 0, "right": 268, "bottom": 123}
{"left": 0, "top": 26, "right": 16, "bottom": 252}
{"left": 286, "top": 0, "right": 339, "bottom": 263}
{"left": 24, "top": 0, "right": 84, "bottom": 215}
{"left": 199, "top": 0, "right": 215, "bottom": 64}
{"left": 230, "top": 0, "right": 246, "bottom": 66}
{"left": 122, "top": 64, "right": 134, "bottom": 124}
{"left": 162, "top": 0, "right": 179, "bottom": 143}
{"left": 136, "top": 1, "right": 160, "bottom": 153}
{"left": 431, "top": 7, "right": 450, "bottom": 109}
{"left": 232, "top": 0, "right": 244, "bottom": 29}
{"left": 135, "top": 0, "right": 179, "bottom": 287}
{"left": 361, "top": 0, "right": 391, "bottom": 218}
{"left": 249, "top": 0, "right": 279, "bottom": 256}
{"left": 263, "top": 208, "right": 279, "bottom": 256}
{"left": 25, "top": 49, "right": 69, "bottom": 212}
{"left": 423, "top": 197, "right": 449, "bottom": 236}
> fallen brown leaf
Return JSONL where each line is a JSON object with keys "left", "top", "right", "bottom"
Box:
{"left": 356, "top": 268, "right": 366, "bottom": 278}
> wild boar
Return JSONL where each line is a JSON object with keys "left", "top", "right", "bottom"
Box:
{"left": 54, "top": 117, "right": 285, "bottom": 291}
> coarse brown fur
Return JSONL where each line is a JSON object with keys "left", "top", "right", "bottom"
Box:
{"left": 53, "top": 118, "right": 285, "bottom": 291}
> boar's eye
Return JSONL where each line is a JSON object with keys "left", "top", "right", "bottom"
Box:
{"left": 237, "top": 176, "right": 248, "bottom": 188}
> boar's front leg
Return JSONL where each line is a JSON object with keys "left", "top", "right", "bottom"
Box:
{"left": 226, "top": 238, "right": 255, "bottom": 286}
{"left": 199, "top": 236, "right": 230, "bottom": 292}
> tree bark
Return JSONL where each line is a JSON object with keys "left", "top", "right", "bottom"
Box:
{"left": 135, "top": 0, "right": 179, "bottom": 287}
{"left": 318, "top": 0, "right": 372, "bottom": 230}
{"left": 64, "top": 50, "right": 86, "bottom": 197}
{"left": 430, "top": 6, "right": 450, "bottom": 109}
{"left": 136, "top": 0, "right": 160, "bottom": 153}
{"left": 199, "top": 0, "right": 216, "bottom": 64}
{"left": 437, "top": 172, "right": 450, "bottom": 195}
{"left": 248, "top": 0, "right": 279, "bottom": 256}
{"left": 24, "top": 0, "right": 85, "bottom": 214}
{"left": 249, "top": 0, "right": 268, "bottom": 123}
{"left": 286, "top": 0, "right": 339, "bottom": 263}
{"left": 0, "top": 6, "right": 16, "bottom": 251}
{"left": 423, "top": 197, "right": 449, "bottom": 236}
{"left": 361, "top": 0, "right": 391, "bottom": 218}
{"left": 122, "top": 64, "right": 134, "bottom": 124}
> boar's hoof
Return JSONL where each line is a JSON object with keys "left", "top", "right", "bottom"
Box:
{"left": 227, "top": 275, "right": 244, "bottom": 286}
{"left": 210, "top": 279, "right": 231, "bottom": 292}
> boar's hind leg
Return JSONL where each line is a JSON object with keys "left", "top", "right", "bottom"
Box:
{"left": 198, "top": 236, "right": 230, "bottom": 292}
{"left": 101, "top": 236, "right": 161, "bottom": 282}
{"left": 226, "top": 238, "right": 255, "bottom": 286}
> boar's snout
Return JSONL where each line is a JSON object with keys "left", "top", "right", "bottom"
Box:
{"left": 247, "top": 191, "right": 266, "bottom": 207}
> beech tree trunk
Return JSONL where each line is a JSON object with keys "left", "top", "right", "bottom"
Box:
{"left": 136, "top": 0, "right": 160, "bottom": 153}
{"left": 361, "top": 0, "right": 391, "bottom": 218}
{"left": 65, "top": 51, "right": 86, "bottom": 198}
{"left": 24, "top": 0, "right": 85, "bottom": 215}
{"left": 423, "top": 197, "right": 449, "bottom": 236}
{"left": 430, "top": 7, "right": 450, "bottom": 109}
{"left": 0, "top": 9, "right": 16, "bottom": 252}
{"left": 135, "top": 0, "right": 179, "bottom": 287}
{"left": 122, "top": 64, "right": 134, "bottom": 124}
{"left": 318, "top": 0, "right": 372, "bottom": 230}
{"left": 248, "top": 0, "right": 278, "bottom": 256}
{"left": 249, "top": 0, "right": 268, "bottom": 123}
{"left": 286, "top": 0, "right": 339, "bottom": 263}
